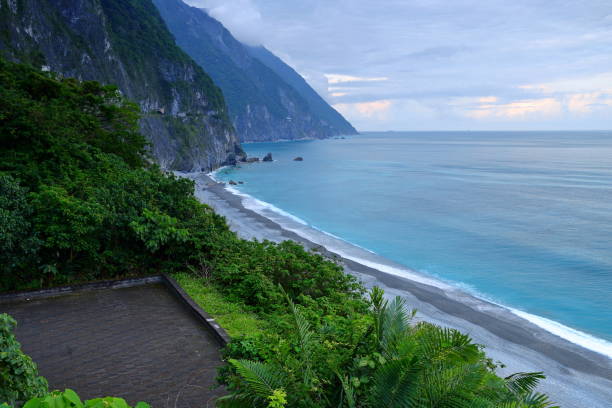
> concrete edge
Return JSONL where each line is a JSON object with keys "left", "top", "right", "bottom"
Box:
{"left": 0, "top": 274, "right": 231, "bottom": 347}
{"left": 161, "top": 274, "right": 231, "bottom": 347}
{"left": 0, "top": 276, "right": 163, "bottom": 304}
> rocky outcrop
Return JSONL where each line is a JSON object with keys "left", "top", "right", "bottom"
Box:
{"left": 262, "top": 153, "right": 273, "bottom": 162}
{"left": 0, "top": 0, "right": 243, "bottom": 171}
{"left": 294, "top": 157, "right": 304, "bottom": 161}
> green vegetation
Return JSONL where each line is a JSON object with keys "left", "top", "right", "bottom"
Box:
{"left": 1, "top": 389, "right": 149, "bottom": 408}
{"left": 219, "top": 290, "right": 558, "bottom": 408}
{"left": 101, "top": 0, "right": 229, "bottom": 123}
{"left": 173, "top": 273, "right": 269, "bottom": 338}
{"left": 0, "top": 314, "right": 48, "bottom": 406}
{"left": 0, "top": 58, "right": 557, "bottom": 407}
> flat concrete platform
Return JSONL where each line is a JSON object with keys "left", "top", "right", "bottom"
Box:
{"left": 1, "top": 284, "right": 225, "bottom": 408}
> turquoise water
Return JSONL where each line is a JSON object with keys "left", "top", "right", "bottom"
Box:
{"left": 214, "top": 131, "right": 612, "bottom": 348}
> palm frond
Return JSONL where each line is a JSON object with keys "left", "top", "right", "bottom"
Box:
{"left": 370, "top": 357, "right": 419, "bottom": 408}
{"left": 336, "top": 372, "right": 357, "bottom": 408}
{"left": 284, "top": 291, "right": 317, "bottom": 386}
{"left": 504, "top": 372, "right": 545, "bottom": 396}
{"left": 228, "top": 359, "right": 286, "bottom": 400}
{"left": 520, "top": 392, "right": 560, "bottom": 408}
{"left": 380, "top": 296, "right": 415, "bottom": 357}
{"left": 416, "top": 325, "right": 481, "bottom": 366}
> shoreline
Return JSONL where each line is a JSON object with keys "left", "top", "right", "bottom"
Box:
{"left": 184, "top": 171, "right": 612, "bottom": 408}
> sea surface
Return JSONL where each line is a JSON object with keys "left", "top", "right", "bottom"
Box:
{"left": 213, "top": 131, "right": 612, "bottom": 355}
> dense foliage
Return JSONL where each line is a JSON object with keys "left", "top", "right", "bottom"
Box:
{"left": 0, "top": 314, "right": 48, "bottom": 406}
{"left": 0, "top": 59, "right": 557, "bottom": 407}
{"left": 216, "top": 290, "right": 558, "bottom": 408}
{"left": 1, "top": 388, "right": 149, "bottom": 408}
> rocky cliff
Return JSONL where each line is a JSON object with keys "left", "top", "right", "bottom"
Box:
{"left": 153, "top": 0, "right": 357, "bottom": 142}
{"left": 247, "top": 45, "right": 357, "bottom": 137}
{"left": 0, "top": 0, "right": 243, "bottom": 171}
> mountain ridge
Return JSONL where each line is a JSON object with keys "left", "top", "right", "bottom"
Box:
{"left": 153, "top": 0, "right": 357, "bottom": 142}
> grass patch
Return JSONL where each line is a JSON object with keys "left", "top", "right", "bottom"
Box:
{"left": 172, "top": 272, "right": 268, "bottom": 338}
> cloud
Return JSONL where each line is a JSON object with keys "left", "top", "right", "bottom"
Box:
{"left": 324, "top": 74, "right": 389, "bottom": 85}
{"left": 566, "top": 92, "right": 612, "bottom": 114}
{"left": 520, "top": 72, "right": 612, "bottom": 95}
{"left": 479, "top": 96, "right": 498, "bottom": 103}
{"left": 184, "top": 0, "right": 264, "bottom": 45}
{"left": 334, "top": 100, "right": 393, "bottom": 120}
{"left": 183, "top": 0, "right": 612, "bottom": 130}
{"left": 466, "top": 98, "right": 563, "bottom": 120}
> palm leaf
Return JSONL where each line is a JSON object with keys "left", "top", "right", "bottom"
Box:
{"left": 228, "top": 359, "right": 285, "bottom": 399}
{"left": 336, "top": 373, "right": 357, "bottom": 408}
{"left": 284, "top": 291, "right": 317, "bottom": 385}
{"left": 504, "top": 372, "right": 545, "bottom": 396}
{"left": 520, "top": 392, "right": 560, "bottom": 408}
{"left": 370, "top": 357, "right": 420, "bottom": 408}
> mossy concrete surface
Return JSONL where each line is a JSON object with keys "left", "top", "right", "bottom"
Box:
{"left": 2, "top": 283, "right": 225, "bottom": 407}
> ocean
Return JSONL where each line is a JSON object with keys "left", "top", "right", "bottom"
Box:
{"left": 213, "top": 131, "right": 612, "bottom": 356}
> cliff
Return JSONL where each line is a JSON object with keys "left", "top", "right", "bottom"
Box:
{"left": 0, "top": 0, "right": 243, "bottom": 171}
{"left": 152, "top": 0, "right": 357, "bottom": 142}
{"left": 247, "top": 45, "right": 356, "bottom": 136}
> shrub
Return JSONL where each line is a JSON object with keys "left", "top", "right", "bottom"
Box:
{"left": 0, "top": 314, "right": 48, "bottom": 406}
{"left": 3, "top": 389, "right": 149, "bottom": 408}
{"left": 220, "top": 289, "right": 560, "bottom": 408}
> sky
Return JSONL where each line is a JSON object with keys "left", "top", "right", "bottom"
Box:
{"left": 184, "top": 0, "right": 612, "bottom": 131}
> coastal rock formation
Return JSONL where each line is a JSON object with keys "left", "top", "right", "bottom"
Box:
{"left": 246, "top": 157, "right": 260, "bottom": 163}
{"left": 229, "top": 180, "right": 237, "bottom": 185}
{"left": 0, "top": 0, "right": 243, "bottom": 171}
{"left": 263, "top": 153, "right": 273, "bottom": 162}
{"left": 294, "top": 157, "right": 304, "bottom": 161}
{"left": 152, "top": 0, "right": 357, "bottom": 142}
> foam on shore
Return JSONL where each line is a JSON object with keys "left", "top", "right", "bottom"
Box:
{"left": 209, "top": 169, "right": 612, "bottom": 359}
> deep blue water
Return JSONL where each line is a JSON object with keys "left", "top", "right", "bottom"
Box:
{"left": 215, "top": 131, "right": 612, "bottom": 347}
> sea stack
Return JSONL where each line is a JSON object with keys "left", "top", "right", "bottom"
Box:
{"left": 263, "top": 153, "right": 273, "bottom": 162}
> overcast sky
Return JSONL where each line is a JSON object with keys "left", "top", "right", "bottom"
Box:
{"left": 184, "top": 0, "right": 612, "bottom": 131}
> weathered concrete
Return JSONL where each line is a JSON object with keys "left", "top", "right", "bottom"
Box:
{"left": 2, "top": 284, "right": 225, "bottom": 408}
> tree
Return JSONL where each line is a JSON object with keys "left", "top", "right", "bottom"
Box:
{"left": 0, "top": 175, "right": 41, "bottom": 289}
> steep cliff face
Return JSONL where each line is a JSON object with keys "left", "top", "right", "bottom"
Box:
{"left": 0, "top": 0, "right": 243, "bottom": 171}
{"left": 247, "top": 45, "right": 356, "bottom": 135}
{"left": 153, "top": 0, "right": 357, "bottom": 142}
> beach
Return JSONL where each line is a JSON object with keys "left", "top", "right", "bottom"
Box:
{"left": 183, "top": 172, "right": 612, "bottom": 408}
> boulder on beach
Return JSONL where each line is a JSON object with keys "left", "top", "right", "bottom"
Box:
{"left": 262, "top": 152, "right": 273, "bottom": 162}
{"left": 229, "top": 180, "right": 237, "bottom": 185}
{"left": 293, "top": 157, "right": 303, "bottom": 161}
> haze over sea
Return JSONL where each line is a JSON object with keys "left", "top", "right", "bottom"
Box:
{"left": 214, "top": 131, "right": 612, "bottom": 354}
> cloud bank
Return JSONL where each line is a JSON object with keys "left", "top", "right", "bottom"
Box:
{"left": 185, "top": 0, "right": 612, "bottom": 130}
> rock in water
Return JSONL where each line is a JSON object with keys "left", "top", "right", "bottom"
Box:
{"left": 294, "top": 157, "right": 303, "bottom": 161}
{"left": 263, "top": 153, "right": 273, "bottom": 162}
{"left": 229, "top": 180, "right": 237, "bottom": 185}
{"left": 246, "top": 157, "right": 260, "bottom": 163}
